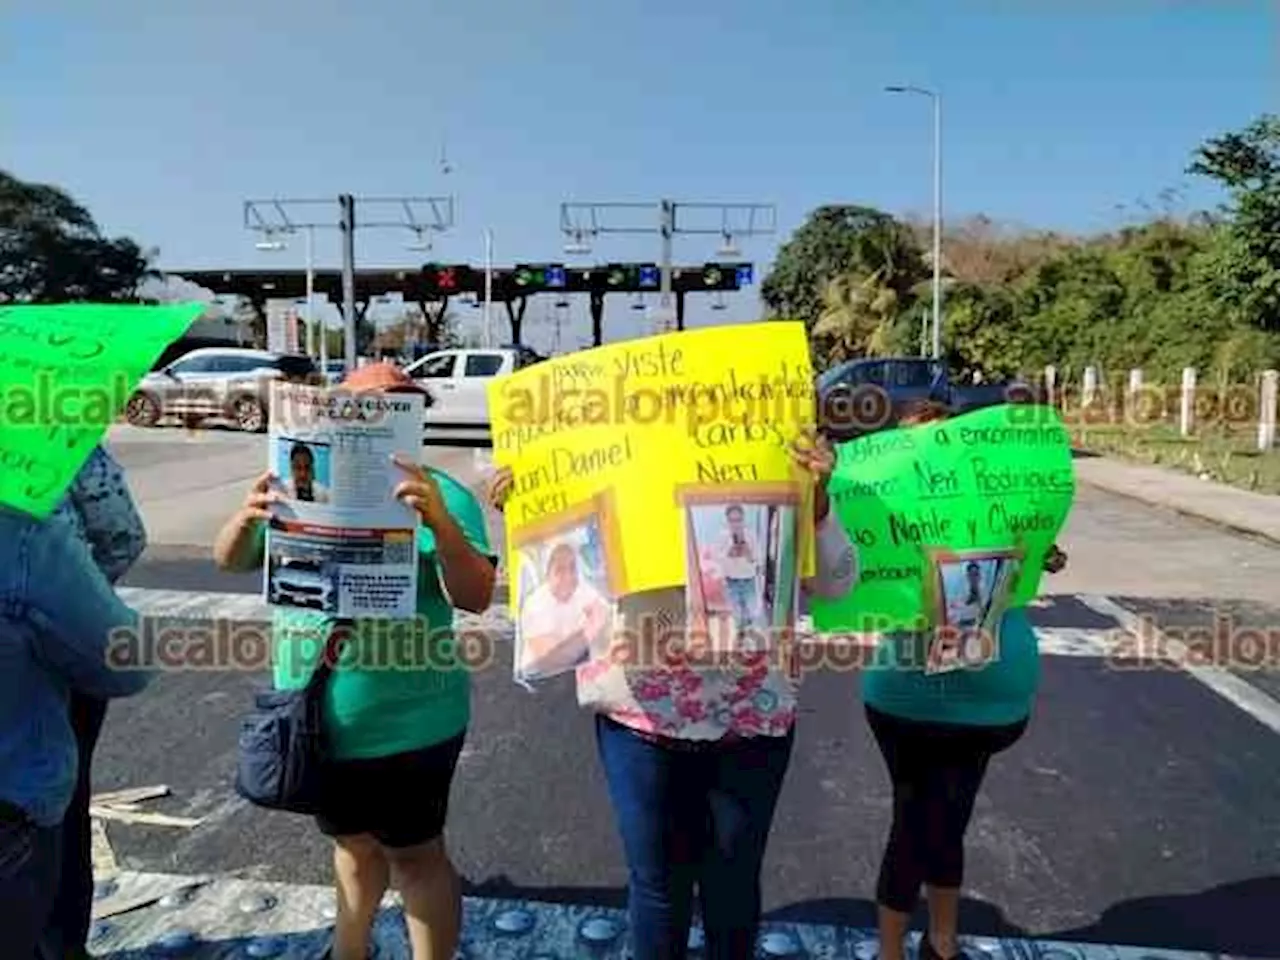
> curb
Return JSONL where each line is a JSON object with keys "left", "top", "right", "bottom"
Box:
{"left": 1075, "top": 470, "right": 1280, "bottom": 547}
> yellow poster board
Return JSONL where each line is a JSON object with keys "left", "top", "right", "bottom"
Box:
{"left": 488, "top": 322, "right": 818, "bottom": 616}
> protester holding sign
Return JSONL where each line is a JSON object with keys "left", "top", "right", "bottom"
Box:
{"left": 0, "top": 302, "right": 199, "bottom": 957}
{"left": 212, "top": 363, "right": 498, "bottom": 960}
{"left": 0, "top": 507, "right": 151, "bottom": 957}
{"left": 488, "top": 427, "right": 858, "bottom": 960}
{"left": 43, "top": 444, "right": 148, "bottom": 960}
{"left": 856, "top": 399, "right": 1069, "bottom": 960}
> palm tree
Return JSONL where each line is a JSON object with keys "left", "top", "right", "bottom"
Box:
{"left": 812, "top": 268, "right": 900, "bottom": 359}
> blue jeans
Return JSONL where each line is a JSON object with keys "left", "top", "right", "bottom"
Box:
{"left": 724, "top": 578, "right": 757, "bottom": 631}
{"left": 0, "top": 803, "right": 61, "bottom": 958}
{"left": 595, "top": 715, "right": 795, "bottom": 960}
{"left": 41, "top": 693, "right": 108, "bottom": 960}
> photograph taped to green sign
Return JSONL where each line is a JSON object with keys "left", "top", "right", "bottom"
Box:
{"left": 0, "top": 302, "right": 203, "bottom": 517}
{"left": 810, "top": 404, "right": 1075, "bottom": 633}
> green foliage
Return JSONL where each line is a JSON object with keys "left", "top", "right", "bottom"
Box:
{"left": 1187, "top": 114, "right": 1280, "bottom": 332}
{"left": 764, "top": 115, "right": 1280, "bottom": 384}
{"left": 761, "top": 205, "right": 927, "bottom": 326}
{"left": 0, "top": 170, "right": 157, "bottom": 303}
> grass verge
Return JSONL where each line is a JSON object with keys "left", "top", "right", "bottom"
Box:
{"left": 1071, "top": 421, "right": 1280, "bottom": 495}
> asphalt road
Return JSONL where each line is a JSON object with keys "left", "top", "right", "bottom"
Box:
{"left": 94, "top": 424, "right": 1280, "bottom": 957}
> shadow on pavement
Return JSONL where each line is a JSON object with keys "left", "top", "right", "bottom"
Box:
{"left": 462, "top": 874, "right": 628, "bottom": 910}
{"left": 766, "top": 895, "right": 1027, "bottom": 940}
{"left": 1045, "top": 876, "right": 1280, "bottom": 958}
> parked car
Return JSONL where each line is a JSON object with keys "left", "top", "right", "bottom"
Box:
{"left": 816, "top": 357, "right": 1037, "bottom": 442}
{"left": 125, "top": 347, "right": 322, "bottom": 432}
{"left": 402, "top": 346, "right": 544, "bottom": 428}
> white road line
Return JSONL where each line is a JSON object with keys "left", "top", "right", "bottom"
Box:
{"left": 1079, "top": 594, "right": 1280, "bottom": 736}
{"left": 114, "top": 587, "right": 1118, "bottom": 657}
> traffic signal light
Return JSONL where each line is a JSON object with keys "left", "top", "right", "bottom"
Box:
{"left": 421, "top": 264, "right": 472, "bottom": 296}
{"left": 513, "top": 264, "right": 567, "bottom": 292}
{"left": 604, "top": 264, "right": 631, "bottom": 288}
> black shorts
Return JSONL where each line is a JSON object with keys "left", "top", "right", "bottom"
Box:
{"left": 314, "top": 731, "right": 466, "bottom": 848}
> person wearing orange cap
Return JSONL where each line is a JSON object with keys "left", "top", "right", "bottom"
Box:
{"left": 213, "top": 362, "right": 498, "bottom": 960}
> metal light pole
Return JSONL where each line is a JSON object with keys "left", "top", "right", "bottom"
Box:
{"left": 304, "top": 226, "right": 327, "bottom": 371}
{"left": 244, "top": 195, "right": 455, "bottom": 364}
{"left": 339, "top": 194, "right": 356, "bottom": 366}
{"left": 560, "top": 200, "right": 775, "bottom": 333}
{"left": 886, "top": 85, "right": 943, "bottom": 359}
{"left": 659, "top": 200, "right": 675, "bottom": 325}
{"left": 483, "top": 229, "right": 494, "bottom": 348}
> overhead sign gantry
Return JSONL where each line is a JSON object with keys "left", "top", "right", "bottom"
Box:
{"left": 170, "top": 261, "right": 756, "bottom": 348}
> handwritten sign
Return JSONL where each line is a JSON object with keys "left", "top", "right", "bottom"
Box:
{"left": 0, "top": 302, "right": 203, "bottom": 517}
{"left": 488, "top": 322, "right": 818, "bottom": 607}
{"left": 810, "top": 404, "right": 1075, "bottom": 633}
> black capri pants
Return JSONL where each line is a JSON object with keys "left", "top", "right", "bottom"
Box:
{"left": 866, "top": 705, "right": 1028, "bottom": 913}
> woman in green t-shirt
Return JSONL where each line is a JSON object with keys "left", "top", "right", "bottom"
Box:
{"left": 213, "top": 363, "right": 498, "bottom": 960}
{"left": 860, "top": 399, "right": 1067, "bottom": 960}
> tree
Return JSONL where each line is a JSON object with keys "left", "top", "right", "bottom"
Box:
{"left": 0, "top": 170, "right": 157, "bottom": 303}
{"left": 811, "top": 268, "right": 902, "bottom": 361}
{"left": 1187, "top": 114, "right": 1280, "bottom": 331}
{"left": 761, "top": 205, "right": 927, "bottom": 328}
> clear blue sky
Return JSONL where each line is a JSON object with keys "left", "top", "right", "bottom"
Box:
{"left": 5, "top": 0, "right": 1275, "bottom": 351}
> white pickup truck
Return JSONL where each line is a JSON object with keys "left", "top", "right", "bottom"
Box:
{"left": 402, "top": 346, "right": 544, "bottom": 428}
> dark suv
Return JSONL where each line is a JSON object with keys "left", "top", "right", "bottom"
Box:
{"left": 817, "top": 357, "right": 1036, "bottom": 441}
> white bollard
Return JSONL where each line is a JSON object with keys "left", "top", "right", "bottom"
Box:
{"left": 1083, "top": 366, "right": 1099, "bottom": 407}
{"left": 1259, "top": 370, "right": 1278, "bottom": 451}
{"left": 1180, "top": 367, "right": 1196, "bottom": 437}
{"left": 1128, "top": 368, "right": 1143, "bottom": 399}
{"left": 1043, "top": 365, "right": 1057, "bottom": 407}
{"left": 1126, "top": 368, "right": 1144, "bottom": 424}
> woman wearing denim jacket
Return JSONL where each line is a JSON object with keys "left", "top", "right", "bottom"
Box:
{"left": 0, "top": 498, "right": 151, "bottom": 957}
{"left": 42, "top": 445, "right": 148, "bottom": 960}
{"left": 489, "top": 428, "right": 858, "bottom": 960}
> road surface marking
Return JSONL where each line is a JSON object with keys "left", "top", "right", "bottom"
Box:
{"left": 1080, "top": 594, "right": 1280, "bottom": 736}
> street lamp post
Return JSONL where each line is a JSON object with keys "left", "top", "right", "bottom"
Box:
{"left": 560, "top": 200, "right": 776, "bottom": 333}
{"left": 244, "top": 195, "right": 454, "bottom": 364}
{"left": 886, "top": 85, "right": 943, "bottom": 360}
{"left": 483, "top": 229, "right": 494, "bottom": 348}
{"left": 303, "top": 225, "right": 326, "bottom": 372}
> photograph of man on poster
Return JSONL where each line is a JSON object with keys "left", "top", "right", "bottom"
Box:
{"left": 948, "top": 560, "right": 991, "bottom": 630}
{"left": 278, "top": 439, "right": 331, "bottom": 504}
{"left": 684, "top": 495, "right": 799, "bottom": 650}
{"left": 518, "top": 536, "right": 613, "bottom": 680}
{"left": 929, "top": 549, "right": 1021, "bottom": 673}
{"left": 718, "top": 504, "right": 762, "bottom": 632}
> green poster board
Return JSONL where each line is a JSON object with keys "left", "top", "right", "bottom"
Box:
{"left": 0, "top": 302, "right": 204, "bottom": 517}
{"left": 810, "top": 404, "right": 1075, "bottom": 633}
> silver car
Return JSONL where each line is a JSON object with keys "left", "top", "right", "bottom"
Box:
{"left": 125, "top": 347, "right": 321, "bottom": 432}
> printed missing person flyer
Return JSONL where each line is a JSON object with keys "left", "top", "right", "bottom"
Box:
{"left": 264, "top": 383, "right": 424, "bottom": 618}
